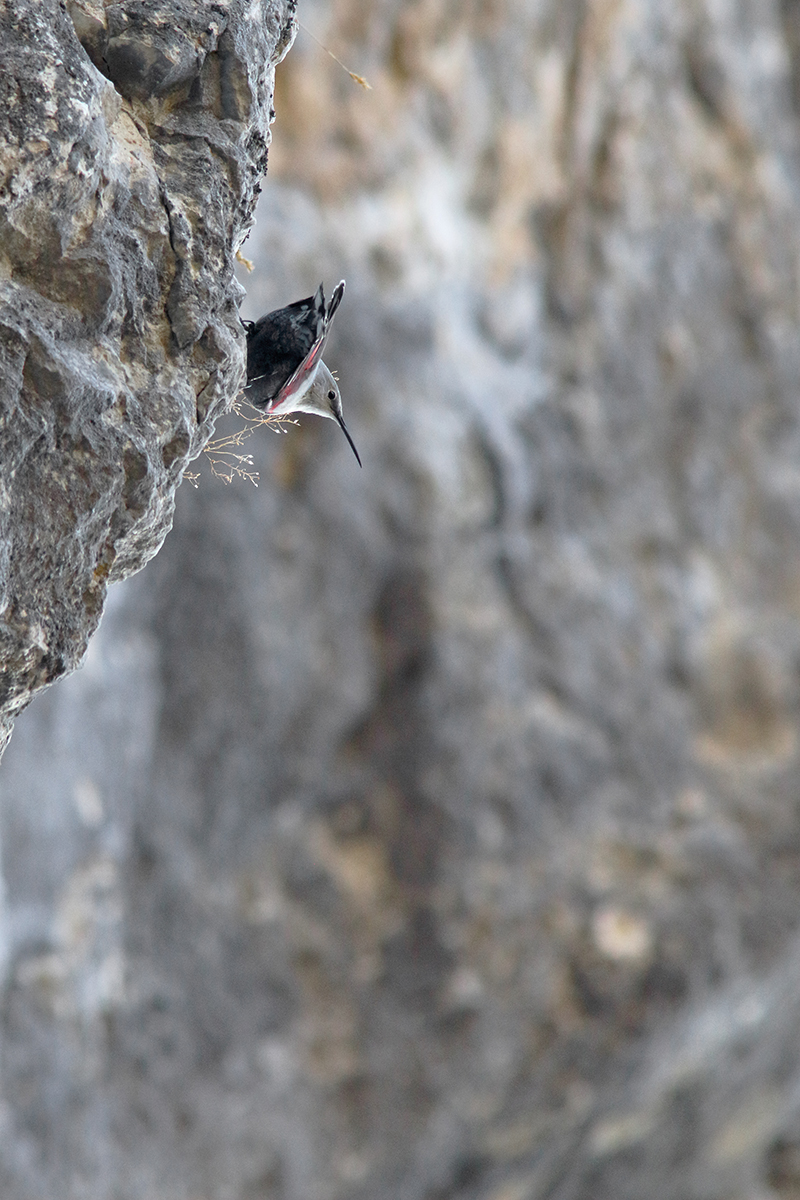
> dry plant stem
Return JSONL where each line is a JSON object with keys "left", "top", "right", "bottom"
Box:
{"left": 298, "top": 22, "right": 372, "bottom": 89}
{"left": 184, "top": 403, "right": 298, "bottom": 487}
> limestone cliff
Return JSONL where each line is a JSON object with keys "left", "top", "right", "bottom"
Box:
{"left": 0, "top": 0, "right": 294, "bottom": 752}
{"left": 4, "top": 1, "right": 800, "bottom": 1199}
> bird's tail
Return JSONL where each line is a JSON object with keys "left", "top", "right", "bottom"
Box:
{"left": 327, "top": 280, "right": 345, "bottom": 323}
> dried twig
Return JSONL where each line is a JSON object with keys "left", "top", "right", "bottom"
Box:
{"left": 184, "top": 402, "right": 298, "bottom": 488}
{"left": 299, "top": 22, "right": 372, "bottom": 89}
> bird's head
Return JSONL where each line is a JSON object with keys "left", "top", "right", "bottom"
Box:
{"left": 302, "top": 362, "right": 362, "bottom": 466}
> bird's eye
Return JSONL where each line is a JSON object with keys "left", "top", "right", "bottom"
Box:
{"left": 328, "top": 390, "right": 336, "bottom": 401}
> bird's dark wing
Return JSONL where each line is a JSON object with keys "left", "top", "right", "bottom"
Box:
{"left": 243, "top": 290, "right": 323, "bottom": 408}
{"left": 274, "top": 281, "right": 346, "bottom": 407}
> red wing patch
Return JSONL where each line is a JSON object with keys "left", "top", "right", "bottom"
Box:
{"left": 272, "top": 336, "right": 323, "bottom": 408}
{"left": 272, "top": 314, "right": 334, "bottom": 408}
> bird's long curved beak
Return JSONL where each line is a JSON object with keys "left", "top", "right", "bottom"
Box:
{"left": 335, "top": 412, "right": 362, "bottom": 467}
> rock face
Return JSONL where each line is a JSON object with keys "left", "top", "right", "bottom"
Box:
{"left": 5, "top": 1, "right": 800, "bottom": 1199}
{"left": 0, "top": 0, "right": 294, "bottom": 752}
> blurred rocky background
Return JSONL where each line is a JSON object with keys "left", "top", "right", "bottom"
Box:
{"left": 5, "top": 0, "right": 800, "bottom": 1196}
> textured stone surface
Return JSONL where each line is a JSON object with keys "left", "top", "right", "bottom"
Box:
{"left": 0, "top": 0, "right": 294, "bottom": 751}
{"left": 5, "top": 0, "right": 800, "bottom": 1198}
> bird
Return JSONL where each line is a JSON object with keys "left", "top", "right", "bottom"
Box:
{"left": 241, "top": 280, "right": 361, "bottom": 466}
